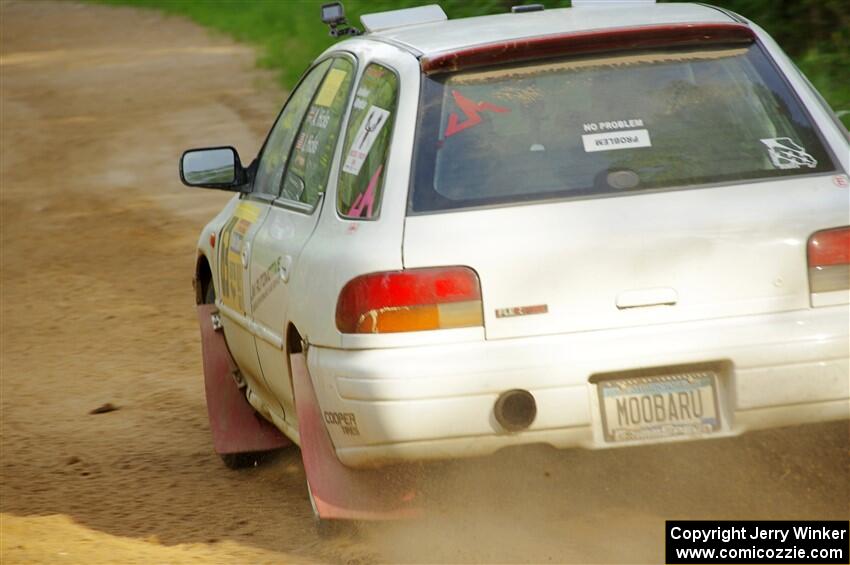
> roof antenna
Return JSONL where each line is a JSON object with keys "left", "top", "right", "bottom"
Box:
{"left": 321, "top": 2, "right": 362, "bottom": 37}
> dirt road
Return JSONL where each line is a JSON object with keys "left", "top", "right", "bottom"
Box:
{"left": 1, "top": 1, "right": 847, "bottom": 564}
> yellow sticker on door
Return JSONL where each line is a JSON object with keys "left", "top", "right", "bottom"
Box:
{"left": 233, "top": 202, "right": 260, "bottom": 222}
{"left": 218, "top": 203, "right": 259, "bottom": 312}
{"left": 314, "top": 68, "right": 347, "bottom": 107}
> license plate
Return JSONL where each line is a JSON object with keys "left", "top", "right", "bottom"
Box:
{"left": 597, "top": 371, "right": 721, "bottom": 443}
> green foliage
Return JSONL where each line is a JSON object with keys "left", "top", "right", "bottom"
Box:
{"left": 95, "top": 0, "right": 848, "bottom": 124}
{"left": 709, "top": 0, "right": 849, "bottom": 125}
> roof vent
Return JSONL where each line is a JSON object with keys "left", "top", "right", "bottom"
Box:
{"left": 511, "top": 4, "right": 545, "bottom": 13}
{"left": 360, "top": 5, "right": 447, "bottom": 33}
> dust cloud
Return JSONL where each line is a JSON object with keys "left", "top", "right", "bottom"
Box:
{"left": 359, "top": 427, "right": 847, "bottom": 563}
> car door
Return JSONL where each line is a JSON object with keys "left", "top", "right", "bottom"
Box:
{"left": 216, "top": 59, "right": 333, "bottom": 410}
{"left": 215, "top": 196, "right": 271, "bottom": 403}
{"left": 250, "top": 55, "right": 356, "bottom": 426}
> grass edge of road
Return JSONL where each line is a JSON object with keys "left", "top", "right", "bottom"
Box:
{"left": 92, "top": 0, "right": 850, "bottom": 128}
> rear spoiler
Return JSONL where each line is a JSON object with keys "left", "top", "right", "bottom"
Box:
{"left": 420, "top": 22, "right": 755, "bottom": 75}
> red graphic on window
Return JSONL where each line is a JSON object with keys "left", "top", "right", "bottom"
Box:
{"left": 444, "top": 90, "right": 510, "bottom": 138}
{"left": 347, "top": 164, "right": 383, "bottom": 219}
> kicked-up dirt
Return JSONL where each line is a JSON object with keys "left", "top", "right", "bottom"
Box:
{"left": 1, "top": 1, "right": 847, "bottom": 563}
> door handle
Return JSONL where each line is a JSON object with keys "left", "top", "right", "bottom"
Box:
{"left": 240, "top": 243, "right": 250, "bottom": 268}
{"left": 279, "top": 255, "right": 293, "bottom": 283}
{"left": 616, "top": 287, "right": 678, "bottom": 309}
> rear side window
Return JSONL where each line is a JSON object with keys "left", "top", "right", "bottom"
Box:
{"left": 281, "top": 57, "right": 355, "bottom": 208}
{"left": 337, "top": 64, "right": 399, "bottom": 219}
{"left": 411, "top": 44, "right": 836, "bottom": 213}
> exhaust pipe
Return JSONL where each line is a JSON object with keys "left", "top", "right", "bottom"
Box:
{"left": 494, "top": 389, "right": 537, "bottom": 432}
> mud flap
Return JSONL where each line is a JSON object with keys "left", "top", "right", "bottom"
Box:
{"left": 197, "top": 304, "right": 290, "bottom": 455}
{"left": 291, "top": 352, "right": 419, "bottom": 521}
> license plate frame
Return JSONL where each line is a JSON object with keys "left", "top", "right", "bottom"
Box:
{"left": 596, "top": 369, "right": 722, "bottom": 443}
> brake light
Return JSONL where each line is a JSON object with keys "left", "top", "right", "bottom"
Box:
{"left": 336, "top": 267, "right": 483, "bottom": 333}
{"left": 807, "top": 227, "right": 850, "bottom": 303}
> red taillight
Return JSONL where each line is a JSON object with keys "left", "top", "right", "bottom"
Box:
{"left": 336, "top": 267, "right": 483, "bottom": 334}
{"left": 807, "top": 227, "right": 850, "bottom": 302}
{"left": 808, "top": 227, "right": 850, "bottom": 268}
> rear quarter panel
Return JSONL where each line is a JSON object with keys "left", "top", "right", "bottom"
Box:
{"left": 287, "top": 41, "right": 423, "bottom": 349}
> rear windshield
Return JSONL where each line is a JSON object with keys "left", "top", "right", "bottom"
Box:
{"left": 410, "top": 44, "right": 835, "bottom": 213}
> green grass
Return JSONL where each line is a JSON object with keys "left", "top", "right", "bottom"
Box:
{"left": 96, "top": 0, "right": 848, "bottom": 127}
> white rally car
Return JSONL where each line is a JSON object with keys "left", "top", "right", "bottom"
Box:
{"left": 181, "top": 1, "right": 850, "bottom": 523}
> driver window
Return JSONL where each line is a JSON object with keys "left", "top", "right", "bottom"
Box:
{"left": 253, "top": 59, "right": 332, "bottom": 196}
{"left": 280, "top": 57, "right": 355, "bottom": 207}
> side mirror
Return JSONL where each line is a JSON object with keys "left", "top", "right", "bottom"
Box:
{"left": 179, "top": 146, "right": 247, "bottom": 191}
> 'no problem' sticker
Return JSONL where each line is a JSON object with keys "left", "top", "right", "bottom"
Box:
{"left": 581, "top": 118, "right": 651, "bottom": 153}
{"left": 582, "top": 129, "right": 651, "bottom": 152}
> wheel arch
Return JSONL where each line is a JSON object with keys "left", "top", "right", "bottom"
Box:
{"left": 286, "top": 322, "right": 304, "bottom": 356}
{"left": 286, "top": 322, "right": 306, "bottom": 419}
{"left": 195, "top": 253, "right": 213, "bottom": 305}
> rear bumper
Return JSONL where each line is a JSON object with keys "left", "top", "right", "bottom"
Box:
{"left": 307, "top": 306, "right": 849, "bottom": 468}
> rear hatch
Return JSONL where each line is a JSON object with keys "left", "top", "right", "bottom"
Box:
{"left": 403, "top": 37, "right": 844, "bottom": 340}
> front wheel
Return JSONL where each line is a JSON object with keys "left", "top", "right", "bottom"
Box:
{"left": 203, "top": 281, "right": 216, "bottom": 307}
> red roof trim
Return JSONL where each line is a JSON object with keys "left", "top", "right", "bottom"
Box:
{"left": 420, "top": 23, "right": 756, "bottom": 74}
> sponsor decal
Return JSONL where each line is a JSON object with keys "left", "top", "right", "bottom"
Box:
{"left": 582, "top": 129, "right": 651, "bottom": 152}
{"left": 314, "top": 68, "right": 347, "bottom": 107}
{"left": 218, "top": 203, "right": 260, "bottom": 312}
{"left": 580, "top": 118, "right": 651, "bottom": 152}
{"left": 323, "top": 411, "right": 360, "bottom": 436}
{"left": 495, "top": 304, "right": 548, "bottom": 318}
{"left": 295, "top": 132, "right": 320, "bottom": 155}
{"left": 250, "top": 256, "right": 282, "bottom": 310}
{"left": 305, "top": 106, "right": 331, "bottom": 129}
{"left": 444, "top": 90, "right": 510, "bottom": 138}
{"left": 347, "top": 164, "right": 383, "bottom": 218}
{"left": 582, "top": 118, "right": 645, "bottom": 133}
{"left": 233, "top": 202, "right": 260, "bottom": 222}
{"left": 365, "top": 65, "right": 386, "bottom": 79}
{"left": 760, "top": 137, "right": 817, "bottom": 169}
{"left": 342, "top": 105, "right": 390, "bottom": 176}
